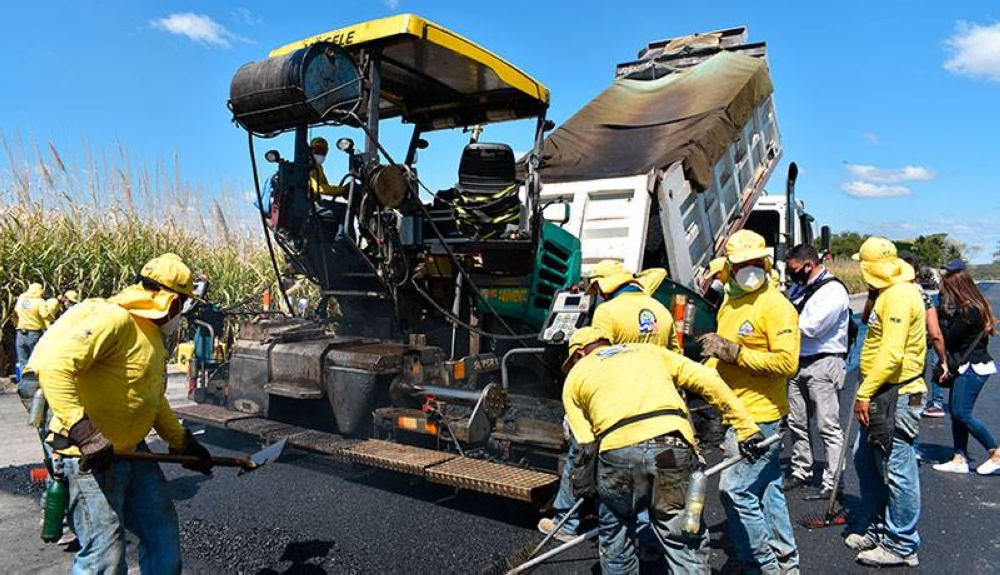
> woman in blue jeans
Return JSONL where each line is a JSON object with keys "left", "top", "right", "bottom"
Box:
{"left": 931, "top": 264, "right": 1000, "bottom": 475}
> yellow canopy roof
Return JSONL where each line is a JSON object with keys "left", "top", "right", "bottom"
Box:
{"left": 271, "top": 14, "right": 550, "bottom": 131}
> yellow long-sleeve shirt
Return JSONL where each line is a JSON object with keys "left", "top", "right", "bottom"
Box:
{"left": 310, "top": 165, "right": 347, "bottom": 198}
{"left": 26, "top": 300, "right": 187, "bottom": 454}
{"left": 592, "top": 290, "right": 681, "bottom": 352}
{"left": 563, "top": 343, "right": 759, "bottom": 452}
{"left": 857, "top": 281, "right": 927, "bottom": 400}
{"left": 14, "top": 294, "right": 51, "bottom": 331}
{"left": 707, "top": 281, "right": 800, "bottom": 423}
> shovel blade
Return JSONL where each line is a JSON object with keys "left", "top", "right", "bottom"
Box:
{"left": 243, "top": 438, "right": 287, "bottom": 473}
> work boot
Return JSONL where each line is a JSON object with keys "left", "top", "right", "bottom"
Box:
{"left": 536, "top": 517, "right": 575, "bottom": 543}
{"left": 856, "top": 545, "right": 919, "bottom": 567}
{"left": 783, "top": 475, "right": 810, "bottom": 491}
{"left": 844, "top": 533, "right": 877, "bottom": 551}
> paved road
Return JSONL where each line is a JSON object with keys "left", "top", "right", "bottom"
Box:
{"left": 2, "top": 285, "right": 999, "bottom": 574}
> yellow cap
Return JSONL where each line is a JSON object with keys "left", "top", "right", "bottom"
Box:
{"left": 852, "top": 237, "right": 913, "bottom": 289}
{"left": 63, "top": 290, "right": 79, "bottom": 304}
{"left": 310, "top": 137, "right": 329, "bottom": 153}
{"left": 562, "top": 326, "right": 608, "bottom": 373}
{"left": 725, "top": 230, "right": 771, "bottom": 265}
{"left": 588, "top": 259, "right": 635, "bottom": 295}
{"left": 851, "top": 236, "right": 896, "bottom": 262}
{"left": 111, "top": 254, "right": 198, "bottom": 320}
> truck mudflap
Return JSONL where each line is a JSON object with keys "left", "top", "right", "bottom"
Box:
{"left": 174, "top": 404, "right": 558, "bottom": 503}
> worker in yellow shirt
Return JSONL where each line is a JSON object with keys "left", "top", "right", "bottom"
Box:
{"left": 538, "top": 259, "right": 681, "bottom": 544}
{"left": 845, "top": 237, "right": 926, "bottom": 568}
{"left": 697, "top": 229, "right": 801, "bottom": 575}
{"left": 27, "top": 254, "right": 215, "bottom": 574}
{"left": 13, "top": 283, "right": 55, "bottom": 375}
{"left": 562, "top": 327, "right": 762, "bottom": 574}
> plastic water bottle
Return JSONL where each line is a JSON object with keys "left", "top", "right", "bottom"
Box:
{"left": 28, "top": 390, "right": 46, "bottom": 428}
{"left": 41, "top": 478, "right": 69, "bottom": 543}
{"left": 681, "top": 469, "right": 707, "bottom": 534}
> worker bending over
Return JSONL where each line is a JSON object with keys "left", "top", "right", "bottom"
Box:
{"left": 539, "top": 260, "right": 681, "bottom": 543}
{"left": 27, "top": 254, "right": 216, "bottom": 574}
{"left": 698, "top": 229, "right": 801, "bottom": 575}
{"left": 847, "top": 237, "right": 926, "bottom": 567}
{"left": 563, "top": 327, "right": 762, "bottom": 574}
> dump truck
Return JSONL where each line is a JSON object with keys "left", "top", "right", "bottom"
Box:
{"left": 180, "top": 16, "right": 795, "bottom": 505}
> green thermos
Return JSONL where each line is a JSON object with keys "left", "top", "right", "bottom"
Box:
{"left": 41, "top": 478, "right": 69, "bottom": 542}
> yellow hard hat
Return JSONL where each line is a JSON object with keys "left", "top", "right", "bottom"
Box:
{"left": 588, "top": 259, "right": 636, "bottom": 295}
{"left": 725, "top": 230, "right": 771, "bottom": 265}
{"left": 63, "top": 290, "right": 79, "bottom": 304}
{"left": 111, "top": 254, "right": 198, "bottom": 319}
{"left": 562, "top": 326, "right": 608, "bottom": 373}
{"left": 853, "top": 237, "right": 913, "bottom": 289}
{"left": 310, "top": 137, "right": 329, "bottom": 153}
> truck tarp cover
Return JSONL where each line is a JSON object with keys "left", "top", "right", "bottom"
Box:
{"left": 539, "top": 52, "right": 773, "bottom": 191}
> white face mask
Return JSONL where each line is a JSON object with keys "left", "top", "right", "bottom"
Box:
{"left": 313, "top": 154, "right": 326, "bottom": 166}
{"left": 735, "top": 266, "right": 766, "bottom": 291}
{"left": 710, "top": 279, "right": 725, "bottom": 293}
{"left": 159, "top": 314, "right": 183, "bottom": 336}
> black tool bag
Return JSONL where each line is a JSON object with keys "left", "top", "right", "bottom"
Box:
{"left": 571, "top": 408, "right": 685, "bottom": 500}
{"left": 866, "top": 383, "right": 900, "bottom": 457}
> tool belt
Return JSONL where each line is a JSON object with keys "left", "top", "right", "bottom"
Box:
{"left": 866, "top": 374, "right": 922, "bottom": 457}
{"left": 17, "top": 329, "right": 42, "bottom": 335}
{"left": 571, "top": 408, "right": 685, "bottom": 500}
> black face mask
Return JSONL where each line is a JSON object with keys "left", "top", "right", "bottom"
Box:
{"left": 788, "top": 265, "right": 811, "bottom": 285}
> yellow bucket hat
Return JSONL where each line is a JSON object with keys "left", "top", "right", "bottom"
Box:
{"left": 26, "top": 283, "right": 43, "bottom": 298}
{"left": 588, "top": 259, "right": 636, "bottom": 295}
{"left": 63, "top": 290, "right": 80, "bottom": 304}
{"left": 852, "top": 237, "right": 913, "bottom": 289}
{"left": 725, "top": 230, "right": 771, "bottom": 265}
{"left": 708, "top": 257, "right": 729, "bottom": 282}
{"left": 562, "top": 326, "right": 608, "bottom": 373}
{"left": 110, "top": 253, "right": 199, "bottom": 319}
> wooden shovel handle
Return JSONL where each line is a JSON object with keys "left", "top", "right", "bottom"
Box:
{"left": 115, "top": 450, "right": 254, "bottom": 470}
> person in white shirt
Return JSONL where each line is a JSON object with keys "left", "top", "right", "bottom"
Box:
{"left": 785, "top": 244, "right": 851, "bottom": 498}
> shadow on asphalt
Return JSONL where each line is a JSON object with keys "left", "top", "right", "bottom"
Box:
{"left": 256, "top": 539, "right": 336, "bottom": 575}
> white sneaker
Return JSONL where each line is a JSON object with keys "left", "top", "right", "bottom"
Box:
{"left": 844, "top": 533, "right": 878, "bottom": 551}
{"left": 856, "top": 545, "right": 919, "bottom": 567}
{"left": 976, "top": 459, "right": 1000, "bottom": 475}
{"left": 933, "top": 460, "right": 969, "bottom": 474}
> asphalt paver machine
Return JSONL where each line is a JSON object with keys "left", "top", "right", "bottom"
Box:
{"left": 183, "top": 14, "right": 588, "bottom": 503}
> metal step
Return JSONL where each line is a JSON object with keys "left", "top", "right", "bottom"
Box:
{"left": 336, "top": 440, "right": 456, "bottom": 475}
{"left": 174, "top": 404, "right": 256, "bottom": 427}
{"left": 425, "top": 457, "right": 558, "bottom": 502}
{"left": 264, "top": 381, "right": 325, "bottom": 400}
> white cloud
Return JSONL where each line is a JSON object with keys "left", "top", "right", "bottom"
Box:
{"left": 845, "top": 164, "right": 935, "bottom": 183}
{"left": 862, "top": 132, "right": 880, "bottom": 145}
{"left": 232, "top": 7, "right": 261, "bottom": 26}
{"left": 944, "top": 21, "right": 1000, "bottom": 82}
{"left": 841, "top": 181, "right": 912, "bottom": 198}
{"left": 150, "top": 13, "right": 248, "bottom": 48}
{"left": 382, "top": 0, "right": 401, "bottom": 9}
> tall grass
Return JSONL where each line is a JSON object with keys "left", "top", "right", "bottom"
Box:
{"left": 824, "top": 257, "right": 868, "bottom": 294}
{"left": 0, "top": 132, "right": 274, "bottom": 359}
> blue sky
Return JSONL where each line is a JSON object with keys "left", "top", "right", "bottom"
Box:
{"left": 3, "top": 1, "right": 1000, "bottom": 261}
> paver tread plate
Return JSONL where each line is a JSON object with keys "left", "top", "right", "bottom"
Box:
{"left": 174, "top": 404, "right": 255, "bottom": 426}
{"left": 287, "top": 430, "right": 361, "bottom": 455}
{"left": 338, "top": 440, "right": 456, "bottom": 475}
{"left": 226, "top": 418, "right": 295, "bottom": 435}
{"left": 425, "top": 457, "right": 558, "bottom": 501}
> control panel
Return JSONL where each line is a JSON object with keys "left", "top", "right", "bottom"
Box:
{"left": 539, "top": 291, "right": 593, "bottom": 344}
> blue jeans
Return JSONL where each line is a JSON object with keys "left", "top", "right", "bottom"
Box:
{"left": 923, "top": 348, "right": 946, "bottom": 410}
{"left": 597, "top": 438, "right": 708, "bottom": 575}
{"left": 64, "top": 451, "right": 181, "bottom": 575}
{"left": 949, "top": 371, "right": 997, "bottom": 458}
{"left": 15, "top": 329, "right": 42, "bottom": 375}
{"left": 718, "top": 420, "right": 798, "bottom": 575}
{"left": 853, "top": 395, "right": 921, "bottom": 557}
{"left": 552, "top": 436, "right": 581, "bottom": 534}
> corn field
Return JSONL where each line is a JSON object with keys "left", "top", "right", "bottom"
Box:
{"left": 0, "top": 132, "right": 276, "bottom": 360}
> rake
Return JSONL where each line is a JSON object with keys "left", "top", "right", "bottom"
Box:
{"left": 799, "top": 410, "right": 854, "bottom": 529}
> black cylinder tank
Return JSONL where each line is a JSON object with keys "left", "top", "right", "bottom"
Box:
{"left": 229, "top": 42, "right": 361, "bottom": 136}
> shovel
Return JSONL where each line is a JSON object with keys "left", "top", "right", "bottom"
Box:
{"left": 115, "top": 438, "right": 287, "bottom": 476}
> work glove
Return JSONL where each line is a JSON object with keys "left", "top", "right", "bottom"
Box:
{"left": 172, "top": 429, "right": 214, "bottom": 476}
{"left": 738, "top": 433, "right": 768, "bottom": 463}
{"left": 68, "top": 416, "right": 114, "bottom": 473}
{"left": 698, "top": 333, "right": 741, "bottom": 364}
